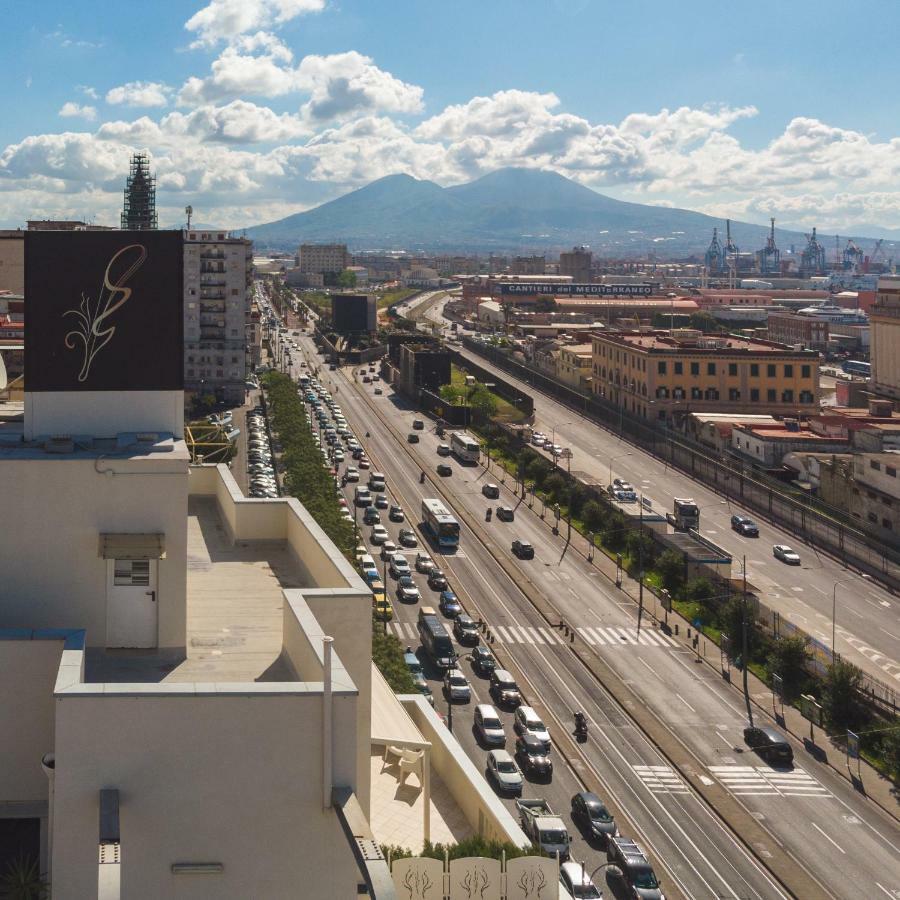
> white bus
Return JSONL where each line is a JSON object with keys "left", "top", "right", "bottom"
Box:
{"left": 421, "top": 498, "right": 461, "bottom": 550}
{"left": 449, "top": 431, "right": 481, "bottom": 464}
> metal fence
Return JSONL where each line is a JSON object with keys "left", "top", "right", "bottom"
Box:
{"left": 462, "top": 338, "right": 900, "bottom": 593}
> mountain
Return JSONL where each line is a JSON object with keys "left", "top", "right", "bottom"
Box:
{"left": 242, "top": 167, "right": 893, "bottom": 256}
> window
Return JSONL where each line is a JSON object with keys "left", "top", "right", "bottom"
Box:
{"left": 114, "top": 559, "right": 150, "bottom": 587}
{"left": 887, "top": 466, "right": 897, "bottom": 477}
{"left": 690, "top": 362, "right": 699, "bottom": 376}
{"left": 767, "top": 389, "right": 776, "bottom": 402}
{"left": 707, "top": 362, "right": 716, "bottom": 376}
{"left": 750, "top": 363, "right": 759, "bottom": 377}
{"left": 657, "top": 361, "right": 667, "bottom": 375}
{"left": 784, "top": 364, "right": 794, "bottom": 378}
{"left": 729, "top": 388, "right": 741, "bottom": 400}
{"left": 871, "top": 460, "right": 881, "bottom": 470}
{"left": 691, "top": 387, "right": 702, "bottom": 400}
{"left": 750, "top": 388, "right": 760, "bottom": 402}
{"left": 782, "top": 389, "right": 794, "bottom": 403}
{"left": 767, "top": 364, "right": 776, "bottom": 377}
{"left": 799, "top": 390, "right": 813, "bottom": 403}
{"left": 802, "top": 365, "right": 811, "bottom": 378}
{"left": 868, "top": 512, "right": 878, "bottom": 523}
{"left": 729, "top": 363, "right": 738, "bottom": 376}
{"left": 704, "top": 388, "right": 719, "bottom": 400}
{"left": 656, "top": 387, "right": 669, "bottom": 399}
{"left": 674, "top": 362, "right": 683, "bottom": 375}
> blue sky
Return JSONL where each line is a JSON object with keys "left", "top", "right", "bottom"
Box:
{"left": 1, "top": 0, "right": 898, "bottom": 232}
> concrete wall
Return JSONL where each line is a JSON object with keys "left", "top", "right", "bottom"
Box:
{"left": 0, "top": 638, "right": 60, "bottom": 808}
{"left": 25, "top": 390, "right": 184, "bottom": 440}
{"left": 401, "top": 696, "right": 529, "bottom": 848}
{"left": 0, "top": 233, "right": 24, "bottom": 294}
{"left": 0, "top": 457, "right": 188, "bottom": 648}
{"left": 52, "top": 689, "right": 360, "bottom": 900}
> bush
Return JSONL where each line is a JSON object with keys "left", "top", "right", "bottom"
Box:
{"left": 880, "top": 728, "right": 900, "bottom": 781}
{"left": 543, "top": 473, "right": 567, "bottom": 503}
{"left": 526, "top": 456, "right": 552, "bottom": 487}
{"left": 625, "top": 530, "right": 656, "bottom": 571}
{"left": 372, "top": 622, "right": 417, "bottom": 694}
{"left": 766, "top": 635, "right": 811, "bottom": 701}
{"left": 656, "top": 550, "right": 684, "bottom": 593}
{"left": 823, "top": 660, "right": 864, "bottom": 730}
{"left": 581, "top": 500, "right": 605, "bottom": 532}
{"left": 383, "top": 836, "right": 530, "bottom": 863}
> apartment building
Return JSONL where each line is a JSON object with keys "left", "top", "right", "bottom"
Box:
{"left": 767, "top": 311, "right": 829, "bottom": 352}
{"left": 511, "top": 255, "right": 546, "bottom": 275}
{"left": 299, "top": 242, "right": 349, "bottom": 276}
{"left": 870, "top": 275, "right": 900, "bottom": 401}
{"left": 183, "top": 230, "right": 252, "bottom": 405}
{"left": 557, "top": 343, "right": 593, "bottom": 389}
{"left": 559, "top": 246, "right": 592, "bottom": 283}
{"left": 591, "top": 329, "right": 819, "bottom": 421}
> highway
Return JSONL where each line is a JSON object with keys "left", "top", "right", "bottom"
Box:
{"left": 283, "top": 304, "right": 900, "bottom": 900}
{"left": 425, "top": 301, "right": 900, "bottom": 691}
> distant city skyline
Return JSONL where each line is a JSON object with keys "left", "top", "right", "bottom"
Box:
{"left": 2, "top": 0, "right": 899, "bottom": 233}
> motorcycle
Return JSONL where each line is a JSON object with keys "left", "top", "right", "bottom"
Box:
{"left": 574, "top": 712, "right": 588, "bottom": 741}
{"left": 420, "top": 471, "right": 426, "bottom": 484}
{"left": 486, "top": 508, "right": 492, "bottom": 522}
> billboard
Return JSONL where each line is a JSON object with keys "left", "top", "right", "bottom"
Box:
{"left": 25, "top": 231, "right": 183, "bottom": 392}
{"left": 331, "top": 293, "right": 375, "bottom": 333}
{"left": 498, "top": 283, "right": 656, "bottom": 297}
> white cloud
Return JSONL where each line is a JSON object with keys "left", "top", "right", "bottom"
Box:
{"left": 185, "top": 0, "right": 325, "bottom": 48}
{"left": 58, "top": 102, "right": 97, "bottom": 121}
{"left": 77, "top": 85, "right": 99, "bottom": 100}
{"left": 106, "top": 81, "right": 171, "bottom": 108}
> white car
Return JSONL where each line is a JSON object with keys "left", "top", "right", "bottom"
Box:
{"left": 485, "top": 749, "right": 522, "bottom": 796}
{"left": 344, "top": 467, "right": 360, "bottom": 482}
{"left": 773, "top": 544, "right": 801, "bottom": 565}
{"left": 531, "top": 432, "right": 546, "bottom": 446}
{"left": 443, "top": 668, "right": 471, "bottom": 703}
{"left": 371, "top": 525, "right": 389, "bottom": 545}
{"left": 380, "top": 540, "right": 398, "bottom": 561}
{"left": 415, "top": 553, "right": 435, "bottom": 574}
{"left": 389, "top": 553, "right": 411, "bottom": 578}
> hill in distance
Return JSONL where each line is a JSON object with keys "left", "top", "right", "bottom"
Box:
{"left": 243, "top": 167, "right": 890, "bottom": 257}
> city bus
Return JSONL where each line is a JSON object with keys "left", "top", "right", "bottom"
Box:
{"left": 449, "top": 431, "right": 481, "bottom": 464}
{"left": 421, "top": 498, "right": 461, "bottom": 550}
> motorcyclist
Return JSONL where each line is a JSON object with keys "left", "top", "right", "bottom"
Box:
{"left": 486, "top": 508, "right": 492, "bottom": 521}
{"left": 574, "top": 711, "right": 587, "bottom": 734}
{"left": 365, "top": 431, "right": 370, "bottom": 438}
{"left": 420, "top": 471, "right": 426, "bottom": 484}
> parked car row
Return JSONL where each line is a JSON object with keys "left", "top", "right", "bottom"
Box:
{"left": 246, "top": 407, "right": 278, "bottom": 499}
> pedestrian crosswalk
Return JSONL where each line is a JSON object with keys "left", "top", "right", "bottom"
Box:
{"left": 632, "top": 765, "right": 690, "bottom": 794}
{"left": 577, "top": 626, "right": 678, "bottom": 648}
{"left": 386, "top": 620, "right": 679, "bottom": 649}
{"left": 708, "top": 765, "right": 832, "bottom": 798}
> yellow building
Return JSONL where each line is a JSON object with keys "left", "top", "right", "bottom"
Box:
{"left": 870, "top": 276, "right": 900, "bottom": 401}
{"left": 557, "top": 343, "right": 593, "bottom": 390}
{"left": 591, "top": 329, "right": 819, "bottom": 421}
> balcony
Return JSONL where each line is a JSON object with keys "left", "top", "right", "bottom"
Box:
{"left": 200, "top": 278, "right": 227, "bottom": 287}
{"left": 200, "top": 290, "right": 227, "bottom": 301}
{"left": 200, "top": 251, "right": 226, "bottom": 261}
{"left": 200, "top": 327, "right": 224, "bottom": 341}
{"left": 199, "top": 303, "right": 225, "bottom": 314}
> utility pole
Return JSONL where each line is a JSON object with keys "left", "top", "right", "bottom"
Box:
{"left": 637, "top": 498, "right": 644, "bottom": 635}
{"left": 742, "top": 554, "right": 753, "bottom": 727}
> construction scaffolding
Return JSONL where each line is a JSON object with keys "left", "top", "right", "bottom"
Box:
{"left": 120, "top": 152, "right": 158, "bottom": 230}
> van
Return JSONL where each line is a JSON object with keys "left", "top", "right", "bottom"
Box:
{"left": 368, "top": 472, "right": 386, "bottom": 492}
{"left": 358, "top": 554, "right": 377, "bottom": 575}
{"left": 489, "top": 669, "right": 522, "bottom": 707}
{"left": 514, "top": 706, "right": 551, "bottom": 751}
{"left": 743, "top": 725, "right": 793, "bottom": 764}
{"left": 354, "top": 487, "right": 372, "bottom": 507}
{"left": 417, "top": 612, "right": 455, "bottom": 669}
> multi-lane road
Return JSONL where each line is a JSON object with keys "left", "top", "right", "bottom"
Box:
{"left": 423, "top": 300, "right": 900, "bottom": 691}
{"left": 284, "top": 326, "right": 900, "bottom": 900}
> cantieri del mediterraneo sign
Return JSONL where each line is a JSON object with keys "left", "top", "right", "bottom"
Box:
{"left": 498, "top": 283, "right": 656, "bottom": 297}
{"left": 25, "top": 230, "right": 184, "bottom": 392}
{"left": 391, "top": 855, "right": 559, "bottom": 900}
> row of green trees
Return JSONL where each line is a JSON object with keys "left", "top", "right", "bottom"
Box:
{"left": 476, "top": 424, "right": 900, "bottom": 778}
{"left": 261, "top": 371, "right": 355, "bottom": 558}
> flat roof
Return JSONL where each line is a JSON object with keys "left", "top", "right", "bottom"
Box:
{"left": 593, "top": 330, "right": 816, "bottom": 355}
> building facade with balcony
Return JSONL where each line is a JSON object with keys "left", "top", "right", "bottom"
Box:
{"left": 591, "top": 329, "right": 820, "bottom": 421}
{"left": 870, "top": 276, "right": 900, "bottom": 401}
{"left": 183, "top": 231, "right": 252, "bottom": 406}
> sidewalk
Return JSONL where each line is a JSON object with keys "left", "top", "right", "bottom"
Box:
{"left": 491, "top": 467, "right": 900, "bottom": 822}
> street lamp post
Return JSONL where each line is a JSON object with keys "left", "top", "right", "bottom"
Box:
{"left": 608, "top": 452, "right": 633, "bottom": 487}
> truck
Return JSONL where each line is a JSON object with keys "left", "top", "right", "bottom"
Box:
{"left": 666, "top": 497, "right": 700, "bottom": 532}
{"left": 515, "top": 798, "right": 571, "bottom": 860}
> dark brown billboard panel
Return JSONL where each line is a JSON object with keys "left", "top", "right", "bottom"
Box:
{"left": 25, "top": 231, "right": 183, "bottom": 392}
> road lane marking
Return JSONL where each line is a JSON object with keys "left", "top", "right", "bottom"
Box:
{"left": 638, "top": 657, "right": 661, "bottom": 679}
{"left": 632, "top": 764, "right": 691, "bottom": 794}
{"left": 709, "top": 765, "right": 832, "bottom": 798}
{"left": 677, "top": 693, "right": 696, "bottom": 712}
{"left": 811, "top": 823, "right": 845, "bottom": 854}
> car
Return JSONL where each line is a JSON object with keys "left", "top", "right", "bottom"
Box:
{"left": 380, "top": 541, "right": 398, "bottom": 561}
{"left": 361, "top": 568, "right": 382, "bottom": 587}
{"left": 407, "top": 433, "right": 420, "bottom": 444}
{"left": 773, "top": 544, "right": 801, "bottom": 565}
{"left": 388, "top": 505, "right": 405, "bottom": 523}
{"left": 512, "top": 539, "right": 535, "bottom": 560}
{"left": 515, "top": 734, "right": 553, "bottom": 779}
{"left": 473, "top": 704, "right": 506, "bottom": 747}
{"left": 427, "top": 569, "right": 448, "bottom": 591}
{"left": 485, "top": 749, "right": 523, "bottom": 796}
{"left": 374, "top": 494, "right": 388, "bottom": 509}
{"left": 358, "top": 458, "right": 371, "bottom": 470}
{"left": 490, "top": 669, "right": 522, "bottom": 707}
{"left": 403, "top": 650, "right": 423, "bottom": 676}
{"left": 542, "top": 438, "right": 553, "bottom": 450}
{"left": 514, "top": 706, "right": 551, "bottom": 751}
{"left": 363, "top": 507, "right": 381, "bottom": 526}
{"left": 370, "top": 525, "right": 389, "bottom": 545}
{"left": 372, "top": 591, "right": 393, "bottom": 621}
{"left": 496, "top": 505, "right": 514, "bottom": 522}
{"left": 559, "top": 861, "right": 602, "bottom": 900}
{"left": 571, "top": 791, "right": 617, "bottom": 844}
{"left": 352, "top": 447, "right": 365, "bottom": 460}
{"left": 396, "top": 575, "right": 421, "bottom": 603}
{"left": 412, "top": 419, "right": 425, "bottom": 430}
{"left": 398, "top": 529, "right": 418, "bottom": 548}
{"left": 439, "top": 591, "right": 462, "bottom": 618}
{"left": 453, "top": 614, "right": 480, "bottom": 645}
{"left": 443, "top": 668, "right": 471, "bottom": 703}
{"left": 551, "top": 445, "right": 563, "bottom": 457}
{"left": 333, "top": 450, "right": 345, "bottom": 463}
{"left": 374, "top": 387, "right": 383, "bottom": 395}
{"left": 362, "top": 375, "right": 371, "bottom": 383}
{"left": 389, "top": 553, "right": 411, "bottom": 578}
{"left": 481, "top": 483, "right": 500, "bottom": 499}
{"left": 415, "top": 553, "right": 435, "bottom": 574}
{"left": 437, "top": 443, "right": 451, "bottom": 456}
{"left": 412, "top": 673, "right": 434, "bottom": 705}
{"left": 437, "top": 464, "right": 452, "bottom": 477}
{"left": 531, "top": 432, "right": 546, "bottom": 446}
{"left": 743, "top": 725, "right": 794, "bottom": 765}
{"left": 471, "top": 645, "right": 497, "bottom": 676}
{"left": 344, "top": 467, "right": 360, "bottom": 482}
{"left": 359, "top": 368, "right": 367, "bottom": 375}
{"left": 731, "top": 515, "right": 760, "bottom": 537}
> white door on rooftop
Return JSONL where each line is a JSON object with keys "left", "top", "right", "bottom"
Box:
{"left": 106, "top": 559, "right": 158, "bottom": 648}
